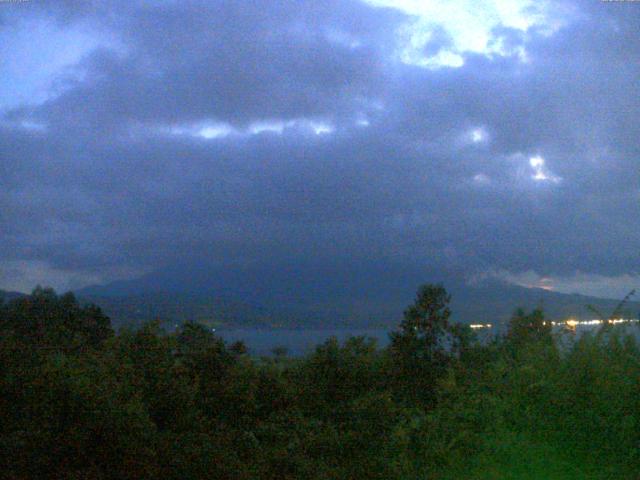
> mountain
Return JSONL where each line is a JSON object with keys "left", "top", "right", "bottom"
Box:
{"left": 78, "top": 292, "right": 280, "bottom": 330}
{"left": 0, "top": 289, "right": 26, "bottom": 303}
{"left": 76, "top": 263, "right": 640, "bottom": 330}
{"left": 448, "top": 281, "right": 640, "bottom": 331}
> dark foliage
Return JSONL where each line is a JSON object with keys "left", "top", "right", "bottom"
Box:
{"left": 1, "top": 285, "right": 638, "bottom": 478}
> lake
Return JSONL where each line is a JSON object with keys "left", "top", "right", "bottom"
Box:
{"left": 216, "top": 322, "right": 640, "bottom": 357}
{"left": 216, "top": 328, "right": 391, "bottom": 356}
{"left": 216, "top": 326, "right": 496, "bottom": 356}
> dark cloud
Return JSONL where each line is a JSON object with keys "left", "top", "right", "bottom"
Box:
{"left": 1, "top": 0, "right": 639, "bottom": 293}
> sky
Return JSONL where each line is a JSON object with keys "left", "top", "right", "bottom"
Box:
{"left": 1, "top": 0, "right": 639, "bottom": 298}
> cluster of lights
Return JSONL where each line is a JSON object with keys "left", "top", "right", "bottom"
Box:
{"left": 469, "top": 319, "right": 639, "bottom": 330}
{"left": 563, "top": 318, "right": 639, "bottom": 328}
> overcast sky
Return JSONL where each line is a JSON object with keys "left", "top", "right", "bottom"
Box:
{"left": 1, "top": 0, "right": 639, "bottom": 298}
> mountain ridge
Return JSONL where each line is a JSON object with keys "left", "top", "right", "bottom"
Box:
{"left": 74, "top": 266, "right": 640, "bottom": 330}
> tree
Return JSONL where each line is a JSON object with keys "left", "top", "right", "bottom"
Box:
{"left": 296, "top": 336, "right": 384, "bottom": 421}
{"left": 389, "top": 284, "right": 456, "bottom": 407}
{"left": 0, "top": 287, "right": 113, "bottom": 351}
{"left": 390, "top": 284, "right": 452, "bottom": 359}
{"left": 176, "top": 321, "right": 219, "bottom": 354}
{"left": 506, "top": 308, "right": 552, "bottom": 349}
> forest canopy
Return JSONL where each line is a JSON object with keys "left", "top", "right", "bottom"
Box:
{"left": 1, "top": 285, "right": 639, "bottom": 479}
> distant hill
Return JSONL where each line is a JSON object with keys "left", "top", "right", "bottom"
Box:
{"left": 76, "top": 264, "right": 640, "bottom": 330}
{"left": 448, "top": 281, "right": 640, "bottom": 332}
{"left": 0, "top": 289, "right": 26, "bottom": 303}
{"left": 78, "top": 292, "right": 278, "bottom": 330}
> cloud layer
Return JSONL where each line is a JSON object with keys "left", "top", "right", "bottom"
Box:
{"left": 1, "top": 0, "right": 639, "bottom": 294}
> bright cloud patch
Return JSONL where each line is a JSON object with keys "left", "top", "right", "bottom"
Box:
{"left": 308, "top": 121, "right": 334, "bottom": 135}
{"left": 464, "top": 126, "right": 489, "bottom": 145}
{"left": 529, "top": 155, "right": 561, "bottom": 183}
{"left": 249, "top": 119, "right": 335, "bottom": 136}
{"left": 480, "top": 269, "right": 640, "bottom": 299}
{"left": 362, "top": 0, "right": 571, "bottom": 68}
{"left": 0, "top": 117, "right": 47, "bottom": 132}
{"left": 325, "top": 29, "right": 363, "bottom": 49}
{"left": 160, "top": 118, "right": 335, "bottom": 140}
{"left": 0, "top": 17, "right": 119, "bottom": 111}
{"left": 473, "top": 173, "right": 491, "bottom": 185}
{"left": 471, "top": 128, "right": 486, "bottom": 143}
{"left": 166, "top": 121, "right": 236, "bottom": 140}
{"left": 356, "top": 116, "right": 371, "bottom": 127}
{"left": 249, "top": 120, "right": 287, "bottom": 135}
{"left": 0, "top": 260, "right": 140, "bottom": 294}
